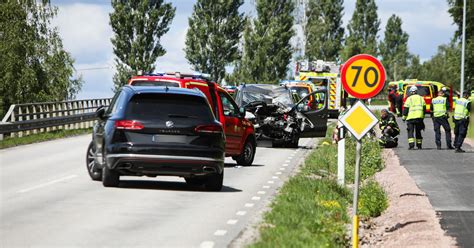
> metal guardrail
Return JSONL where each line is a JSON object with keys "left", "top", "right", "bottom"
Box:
{"left": 0, "top": 98, "right": 111, "bottom": 140}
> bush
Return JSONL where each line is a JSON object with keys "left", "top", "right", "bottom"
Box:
{"left": 359, "top": 180, "right": 388, "bottom": 218}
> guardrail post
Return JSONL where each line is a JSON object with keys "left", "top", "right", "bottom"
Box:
{"left": 39, "top": 105, "right": 45, "bottom": 134}
{"left": 17, "top": 107, "right": 23, "bottom": 138}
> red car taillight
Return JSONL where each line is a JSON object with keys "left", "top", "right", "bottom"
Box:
{"left": 195, "top": 124, "right": 223, "bottom": 134}
{"left": 115, "top": 120, "right": 144, "bottom": 130}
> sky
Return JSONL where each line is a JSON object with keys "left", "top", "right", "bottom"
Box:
{"left": 50, "top": 0, "right": 457, "bottom": 99}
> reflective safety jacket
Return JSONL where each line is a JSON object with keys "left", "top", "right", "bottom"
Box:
{"left": 432, "top": 96, "right": 448, "bottom": 118}
{"left": 403, "top": 94, "right": 425, "bottom": 120}
{"left": 454, "top": 98, "right": 471, "bottom": 120}
{"left": 379, "top": 112, "right": 400, "bottom": 133}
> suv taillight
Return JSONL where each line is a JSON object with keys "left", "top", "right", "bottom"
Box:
{"left": 195, "top": 124, "right": 223, "bottom": 134}
{"left": 115, "top": 120, "right": 144, "bottom": 130}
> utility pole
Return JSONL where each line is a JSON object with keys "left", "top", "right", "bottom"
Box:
{"left": 460, "top": 0, "right": 466, "bottom": 95}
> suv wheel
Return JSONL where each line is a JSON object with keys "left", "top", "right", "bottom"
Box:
{"left": 204, "top": 171, "right": 223, "bottom": 191}
{"left": 86, "top": 141, "right": 102, "bottom": 181}
{"left": 102, "top": 160, "right": 120, "bottom": 187}
{"left": 234, "top": 138, "right": 256, "bottom": 166}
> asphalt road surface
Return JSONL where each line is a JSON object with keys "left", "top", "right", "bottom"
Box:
{"left": 395, "top": 117, "right": 474, "bottom": 247}
{"left": 0, "top": 135, "right": 317, "bottom": 247}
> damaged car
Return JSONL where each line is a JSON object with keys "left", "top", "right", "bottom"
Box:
{"left": 234, "top": 84, "right": 328, "bottom": 147}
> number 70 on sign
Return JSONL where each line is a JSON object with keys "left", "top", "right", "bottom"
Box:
{"left": 341, "top": 54, "right": 386, "bottom": 99}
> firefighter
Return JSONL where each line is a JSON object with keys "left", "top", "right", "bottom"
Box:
{"left": 403, "top": 85, "right": 426, "bottom": 150}
{"left": 453, "top": 91, "right": 471, "bottom": 153}
{"left": 431, "top": 90, "right": 454, "bottom": 150}
{"left": 378, "top": 109, "right": 400, "bottom": 148}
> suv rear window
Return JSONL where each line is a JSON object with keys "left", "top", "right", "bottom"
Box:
{"left": 131, "top": 80, "right": 179, "bottom": 87}
{"left": 125, "top": 94, "right": 214, "bottom": 123}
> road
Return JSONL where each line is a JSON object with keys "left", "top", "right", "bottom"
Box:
{"left": 0, "top": 135, "right": 317, "bottom": 247}
{"left": 395, "top": 117, "right": 474, "bottom": 247}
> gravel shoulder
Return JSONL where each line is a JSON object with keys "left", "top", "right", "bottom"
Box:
{"left": 360, "top": 149, "right": 457, "bottom": 247}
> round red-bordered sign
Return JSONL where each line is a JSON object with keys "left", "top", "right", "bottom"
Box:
{"left": 341, "top": 54, "right": 386, "bottom": 99}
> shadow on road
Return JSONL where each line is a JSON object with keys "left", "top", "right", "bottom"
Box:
{"left": 385, "top": 220, "right": 427, "bottom": 232}
{"left": 224, "top": 163, "right": 265, "bottom": 168}
{"left": 118, "top": 180, "right": 242, "bottom": 193}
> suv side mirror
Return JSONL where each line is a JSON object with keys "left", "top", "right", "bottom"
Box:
{"left": 96, "top": 106, "right": 107, "bottom": 120}
{"left": 239, "top": 107, "right": 246, "bottom": 118}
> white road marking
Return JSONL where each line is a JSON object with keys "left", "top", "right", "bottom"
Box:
{"left": 288, "top": 156, "right": 294, "bottom": 159}
{"left": 200, "top": 241, "right": 215, "bottom": 248}
{"left": 275, "top": 172, "right": 282, "bottom": 175}
{"left": 272, "top": 176, "right": 279, "bottom": 179}
{"left": 263, "top": 185, "right": 270, "bottom": 189}
{"left": 245, "top": 203, "right": 254, "bottom": 208}
{"left": 18, "top": 175, "right": 78, "bottom": 193}
{"left": 285, "top": 160, "right": 291, "bottom": 163}
{"left": 236, "top": 211, "right": 247, "bottom": 216}
{"left": 280, "top": 168, "right": 286, "bottom": 171}
{"left": 282, "top": 163, "right": 289, "bottom": 167}
{"left": 252, "top": 196, "right": 261, "bottom": 201}
{"left": 227, "top": 219, "right": 238, "bottom": 225}
{"left": 257, "top": 191, "right": 266, "bottom": 195}
{"left": 214, "top": 230, "right": 227, "bottom": 236}
{"left": 267, "top": 180, "right": 274, "bottom": 184}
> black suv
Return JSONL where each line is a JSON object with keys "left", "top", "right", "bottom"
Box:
{"left": 86, "top": 86, "right": 225, "bottom": 191}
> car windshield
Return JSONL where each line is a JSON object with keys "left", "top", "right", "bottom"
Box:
{"left": 289, "top": 86, "right": 310, "bottom": 99}
{"left": 236, "top": 84, "right": 294, "bottom": 107}
{"left": 125, "top": 93, "right": 214, "bottom": 124}
{"left": 131, "top": 80, "right": 180, "bottom": 87}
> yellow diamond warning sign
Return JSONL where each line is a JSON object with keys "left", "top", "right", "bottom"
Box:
{"left": 339, "top": 101, "right": 378, "bottom": 140}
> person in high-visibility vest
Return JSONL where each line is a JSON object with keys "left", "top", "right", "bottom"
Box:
{"left": 431, "top": 91, "right": 454, "bottom": 150}
{"left": 403, "top": 86, "right": 426, "bottom": 149}
{"left": 453, "top": 91, "right": 471, "bottom": 153}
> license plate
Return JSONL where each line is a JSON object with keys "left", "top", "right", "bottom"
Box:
{"left": 152, "top": 135, "right": 187, "bottom": 143}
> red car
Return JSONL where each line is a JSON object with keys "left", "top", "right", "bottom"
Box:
{"left": 129, "top": 72, "right": 256, "bottom": 166}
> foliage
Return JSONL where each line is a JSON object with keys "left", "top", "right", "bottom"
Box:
{"left": 342, "top": 0, "right": 380, "bottom": 60}
{"left": 420, "top": 42, "right": 461, "bottom": 89}
{"left": 251, "top": 125, "right": 388, "bottom": 247}
{"left": 110, "top": 0, "right": 176, "bottom": 90}
{"left": 185, "top": 0, "right": 245, "bottom": 84}
{"left": 304, "top": 0, "right": 344, "bottom": 62}
{"left": 0, "top": 0, "right": 82, "bottom": 118}
{"left": 237, "top": 0, "right": 295, "bottom": 84}
{"left": 448, "top": 0, "right": 474, "bottom": 88}
{"left": 0, "top": 128, "right": 91, "bottom": 149}
{"left": 359, "top": 180, "right": 388, "bottom": 218}
{"left": 379, "top": 14, "right": 410, "bottom": 82}
{"left": 250, "top": 177, "right": 350, "bottom": 248}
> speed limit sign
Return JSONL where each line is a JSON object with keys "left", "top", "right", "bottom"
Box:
{"left": 341, "top": 54, "right": 386, "bottom": 99}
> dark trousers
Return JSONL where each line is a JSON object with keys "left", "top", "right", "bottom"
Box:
{"left": 407, "top": 118, "right": 424, "bottom": 148}
{"left": 454, "top": 119, "right": 469, "bottom": 148}
{"left": 433, "top": 116, "right": 452, "bottom": 148}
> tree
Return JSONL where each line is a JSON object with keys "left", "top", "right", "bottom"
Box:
{"left": 379, "top": 14, "right": 410, "bottom": 81}
{"left": 0, "top": 0, "right": 82, "bottom": 117}
{"left": 420, "top": 42, "right": 461, "bottom": 89}
{"left": 342, "top": 0, "right": 380, "bottom": 60}
{"left": 448, "top": 0, "right": 474, "bottom": 88}
{"left": 238, "top": 0, "right": 295, "bottom": 84}
{"left": 110, "top": 0, "right": 176, "bottom": 90}
{"left": 185, "top": 0, "right": 245, "bottom": 84}
{"left": 305, "top": 0, "right": 344, "bottom": 62}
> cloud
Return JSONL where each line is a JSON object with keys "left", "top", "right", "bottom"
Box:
{"left": 52, "top": 3, "right": 113, "bottom": 64}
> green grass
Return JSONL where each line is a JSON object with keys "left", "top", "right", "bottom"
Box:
{"left": 0, "top": 128, "right": 92, "bottom": 149}
{"left": 368, "top": 99, "right": 388, "bottom": 106}
{"left": 249, "top": 126, "right": 388, "bottom": 247}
